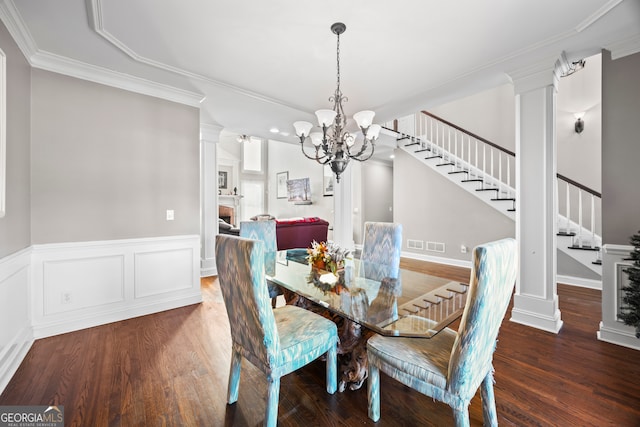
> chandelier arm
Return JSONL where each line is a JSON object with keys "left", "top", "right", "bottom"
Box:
{"left": 350, "top": 143, "right": 376, "bottom": 162}
{"left": 300, "top": 140, "right": 329, "bottom": 162}
{"left": 349, "top": 140, "right": 374, "bottom": 159}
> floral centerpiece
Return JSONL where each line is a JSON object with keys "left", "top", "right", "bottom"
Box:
{"left": 307, "top": 240, "right": 352, "bottom": 293}
{"left": 307, "top": 240, "right": 351, "bottom": 273}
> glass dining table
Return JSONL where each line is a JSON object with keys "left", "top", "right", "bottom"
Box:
{"left": 266, "top": 249, "right": 469, "bottom": 338}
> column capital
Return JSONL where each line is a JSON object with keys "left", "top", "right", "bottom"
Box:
{"left": 200, "top": 123, "right": 223, "bottom": 143}
{"left": 508, "top": 54, "right": 562, "bottom": 94}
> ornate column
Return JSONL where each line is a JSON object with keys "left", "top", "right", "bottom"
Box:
{"left": 200, "top": 123, "right": 223, "bottom": 277}
{"left": 509, "top": 59, "right": 563, "bottom": 333}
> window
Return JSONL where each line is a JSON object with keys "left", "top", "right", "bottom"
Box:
{"left": 242, "top": 138, "right": 263, "bottom": 173}
{"left": 240, "top": 181, "right": 265, "bottom": 221}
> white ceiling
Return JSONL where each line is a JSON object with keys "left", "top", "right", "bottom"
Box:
{"left": 2, "top": 0, "right": 640, "bottom": 151}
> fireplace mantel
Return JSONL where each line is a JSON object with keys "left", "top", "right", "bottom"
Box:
{"left": 219, "top": 195, "right": 243, "bottom": 207}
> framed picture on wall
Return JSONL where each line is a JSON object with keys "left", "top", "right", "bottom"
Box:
{"left": 323, "top": 165, "right": 334, "bottom": 196}
{"left": 276, "top": 171, "right": 288, "bottom": 199}
{"left": 218, "top": 171, "right": 228, "bottom": 189}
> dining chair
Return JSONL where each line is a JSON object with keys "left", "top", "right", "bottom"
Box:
{"left": 240, "top": 220, "right": 280, "bottom": 306}
{"left": 216, "top": 234, "right": 338, "bottom": 427}
{"left": 360, "top": 221, "right": 403, "bottom": 282}
{"left": 366, "top": 238, "right": 517, "bottom": 426}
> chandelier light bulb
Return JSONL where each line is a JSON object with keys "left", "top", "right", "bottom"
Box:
{"left": 310, "top": 132, "right": 324, "bottom": 147}
{"left": 353, "top": 110, "right": 375, "bottom": 128}
{"left": 293, "top": 121, "right": 313, "bottom": 138}
{"left": 315, "top": 109, "right": 337, "bottom": 128}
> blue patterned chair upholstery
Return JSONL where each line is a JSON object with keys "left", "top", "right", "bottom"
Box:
{"left": 240, "top": 220, "right": 281, "bottom": 305}
{"left": 360, "top": 222, "right": 403, "bottom": 282}
{"left": 216, "top": 235, "right": 339, "bottom": 427}
{"left": 366, "top": 238, "right": 517, "bottom": 426}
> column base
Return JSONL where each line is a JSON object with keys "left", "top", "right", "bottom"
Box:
{"left": 510, "top": 294, "right": 563, "bottom": 333}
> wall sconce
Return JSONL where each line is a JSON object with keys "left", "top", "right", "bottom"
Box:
{"left": 574, "top": 112, "right": 585, "bottom": 134}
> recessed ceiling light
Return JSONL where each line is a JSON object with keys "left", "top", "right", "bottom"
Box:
{"left": 279, "top": 131, "right": 290, "bottom": 137}
{"left": 269, "top": 127, "right": 279, "bottom": 133}
{"left": 390, "top": 154, "right": 395, "bottom": 159}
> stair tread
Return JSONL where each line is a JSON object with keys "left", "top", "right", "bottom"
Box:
{"left": 568, "top": 245, "right": 600, "bottom": 251}
{"left": 461, "top": 179, "right": 484, "bottom": 183}
{"left": 414, "top": 148, "right": 430, "bottom": 153}
{"left": 476, "top": 188, "right": 499, "bottom": 192}
{"left": 424, "top": 155, "right": 442, "bottom": 160}
{"left": 491, "top": 197, "right": 516, "bottom": 201}
{"left": 557, "top": 231, "right": 577, "bottom": 237}
{"left": 436, "top": 162, "right": 455, "bottom": 167}
{"left": 448, "top": 170, "right": 468, "bottom": 175}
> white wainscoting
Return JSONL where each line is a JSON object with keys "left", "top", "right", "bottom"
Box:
{"left": 0, "top": 247, "right": 33, "bottom": 394}
{"left": 31, "top": 235, "right": 201, "bottom": 339}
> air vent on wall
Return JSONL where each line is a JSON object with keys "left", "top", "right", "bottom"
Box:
{"left": 407, "top": 239, "right": 424, "bottom": 250}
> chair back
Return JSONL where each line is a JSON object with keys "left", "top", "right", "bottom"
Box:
{"left": 360, "top": 222, "right": 403, "bottom": 282}
{"left": 448, "top": 238, "right": 517, "bottom": 399}
{"left": 215, "top": 235, "right": 279, "bottom": 370}
{"left": 240, "top": 220, "right": 277, "bottom": 276}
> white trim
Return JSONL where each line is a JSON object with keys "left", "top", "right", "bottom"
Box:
{"left": 0, "top": 0, "right": 204, "bottom": 107}
{"left": 0, "top": 248, "right": 33, "bottom": 394}
{"left": 557, "top": 275, "right": 602, "bottom": 290}
{"left": 400, "top": 250, "right": 472, "bottom": 269}
{"left": 31, "top": 235, "right": 202, "bottom": 339}
{"left": 575, "top": 0, "right": 623, "bottom": 32}
{"left": 87, "top": 0, "right": 302, "bottom": 112}
{"left": 30, "top": 51, "right": 204, "bottom": 107}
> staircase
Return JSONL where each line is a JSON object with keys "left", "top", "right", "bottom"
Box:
{"left": 384, "top": 111, "right": 602, "bottom": 276}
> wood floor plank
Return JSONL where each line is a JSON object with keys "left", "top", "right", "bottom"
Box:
{"left": 1, "top": 261, "right": 640, "bottom": 426}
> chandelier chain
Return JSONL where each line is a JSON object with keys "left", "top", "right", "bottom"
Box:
{"left": 336, "top": 31, "right": 341, "bottom": 94}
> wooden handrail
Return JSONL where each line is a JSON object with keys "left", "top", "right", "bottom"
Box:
{"left": 421, "top": 111, "right": 516, "bottom": 157}
{"left": 557, "top": 173, "right": 601, "bottom": 198}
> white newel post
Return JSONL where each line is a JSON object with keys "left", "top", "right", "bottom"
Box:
{"left": 509, "top": 60, "right": 563, "bottom": 333}
{"left": 333, "top": 166, "right": 355, "bottom": 251}
{"left": 200, "top": 123, "right": 222, "bottom": 277}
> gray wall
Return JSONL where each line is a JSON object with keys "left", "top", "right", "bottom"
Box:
{"left": 394, "top": 149, "right": 514, "bottom": 261}
{"left": 30, "top": 70, "right": 200, "bottom": 244}
{"left": 0, "top": 21, "right": 31, "bottom": 258}
{"left": 602, "top": 50, "right": 640, "bottom": 245}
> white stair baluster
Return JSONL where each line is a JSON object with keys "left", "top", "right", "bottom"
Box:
{"left": 566, "top": 181, "right": 571, "bottom": 234}
{"left": 578, "top": 190, "right": 583, "bottom": 248}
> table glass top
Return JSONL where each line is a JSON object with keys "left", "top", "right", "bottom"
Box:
{"left": 266, "top": 249, "right": 469, "bottom": 338}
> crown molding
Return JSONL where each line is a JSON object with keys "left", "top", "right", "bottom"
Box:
{"left": 606, "top": 33, "right": 640, "bottom": 60}
{"left": 30, "top": 51, "right": 204, "bottom": 107}
{"left": 200, "top": 123, "right": 223, "bottom": 142}
{"left": 575, "top": 0, "right": 623, "bottom": 32}
{"left": 87, "top": 0, "right": 305, "bottom": 112}
{"left": 0, "top": 0, "right": 37, "bottom": 60}
{"left": 0, "top": 0, "right": 203, "bottom": 107}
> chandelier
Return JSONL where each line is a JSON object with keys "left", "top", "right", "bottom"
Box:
{"left": 293, "top": 22, "right": 381, "bottom": 183}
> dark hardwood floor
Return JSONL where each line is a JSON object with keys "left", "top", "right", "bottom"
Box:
{"left": 2, "top": 260, "right": 640, "bottom": 426}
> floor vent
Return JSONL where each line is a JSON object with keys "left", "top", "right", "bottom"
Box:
{"left": 426, "top": 241, "right": 445, "bottom": 253}
{"left": 407, "top": 239, "right": 424, "bottom": 250}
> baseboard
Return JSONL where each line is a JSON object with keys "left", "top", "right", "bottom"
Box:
{"left": 598, "top": 322, "right": 640, "bottom": 351}
{"left": 557, "top": 275, "right": 602, "bottom": 290}
{"left": 400, "top": 250, "right": 472, "bottom": 269}
{"left": 32, "top": 293, "right": 202, "bottom": 338}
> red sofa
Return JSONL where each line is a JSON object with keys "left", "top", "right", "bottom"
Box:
{"left": 275, "top": 217, "right": 330, "bottom": 250}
